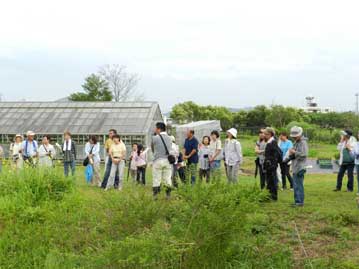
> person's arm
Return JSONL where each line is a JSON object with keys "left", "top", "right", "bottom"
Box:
{"left": 236, "top": 141, "right": 243, "bottom": 164}
{"left": 85, "top": 143, "right": 90, "bottom": 156}
{"left": 295, "top": 141, "right": 308, "bottom": 159}
{"left": 73, "top": 142, "right": 77, "bottom": 160}
{"left": 51, "top": 145, "right": 56, "bottom": 159}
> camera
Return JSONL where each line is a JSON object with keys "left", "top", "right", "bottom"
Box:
{"left": 203, "top": 154, "right": 209, "bottom": 159}
{"left": 284, "top": 154, "right": 296, "bottom": 164}
{"left": 12, "top": 154, "right": 20, "bottom": 162}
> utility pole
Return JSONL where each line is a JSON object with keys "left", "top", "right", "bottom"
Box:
{"left": 356, "top": 93, "right": 359, "bottom": 115}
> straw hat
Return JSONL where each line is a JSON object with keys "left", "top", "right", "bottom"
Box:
{"left": 26, "top": 131, "right": 35, "bottom": 136}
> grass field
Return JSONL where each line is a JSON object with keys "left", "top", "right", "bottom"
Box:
{"left": 0, "top": 163, "right": 359, "bottom": 269}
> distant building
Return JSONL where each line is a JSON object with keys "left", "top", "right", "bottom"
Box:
{"left": 0, "top": 101, "right": 163, "bottom": 159}
{"left": 302, "top": 96, "right": 332, "bottom": 113}
{"left": 173, "top": 120, "right": 222, "bottom": 146}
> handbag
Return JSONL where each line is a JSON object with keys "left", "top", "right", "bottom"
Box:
{"left": 159, "top": 134, "right": 176, "bottom": 164}
{"left": 342, "top": 148, "right": 354, "bottom": 164}
{"left": 83, "top": 145, "right": 95, "bottom": 166}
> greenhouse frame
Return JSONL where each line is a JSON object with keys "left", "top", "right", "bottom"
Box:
{"left": 0, "top": 101, "right": 163, "bottom": 159}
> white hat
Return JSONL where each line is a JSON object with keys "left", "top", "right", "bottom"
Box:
{"left": 227, "top": 128, "right": 238, "bottom": 138}
{"left": 170, "top": 135, "right": 176, "bottom": 142}
{"left": 290, "top": 126, "right": 303, "bottom": 138}
{"left": 26, "top": 131, "right": 35, "bottom": 136}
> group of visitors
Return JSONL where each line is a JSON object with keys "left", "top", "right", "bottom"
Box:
{"left": 255, "top": 126, "right": 309, "bottom": 207}
{"left": 0, "top": 122, "right": 311, "bottom": 206}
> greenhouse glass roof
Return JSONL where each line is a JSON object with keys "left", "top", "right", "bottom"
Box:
{"left": 0, "top": 102, "right": 162, "bottom": 135}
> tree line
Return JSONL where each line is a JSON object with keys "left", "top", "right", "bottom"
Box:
{"left": 170, "top": 101, "right": 359, "bottom": 143}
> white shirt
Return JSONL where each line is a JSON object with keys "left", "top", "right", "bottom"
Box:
{"left": 224, "top": 139, "right": 243, "bottom": 166}
{"left": 38, "top": 144, "right": 56, "bottom": 167}
{"left": 85, "top": 142, "right": 101, "bottom": 164}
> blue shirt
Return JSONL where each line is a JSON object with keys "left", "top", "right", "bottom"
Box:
{"left": 21, "top": 140, "right": 38, "bottom": 157}
{"left": 184, "top": 137, "right": 199, "bottom": 164}
{"left": 279, "top": 140, "right": 293, "bottom": 160}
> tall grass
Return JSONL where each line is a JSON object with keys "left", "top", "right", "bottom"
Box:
{"left": 0, "top": 168, "right": 292, "bottom": 268}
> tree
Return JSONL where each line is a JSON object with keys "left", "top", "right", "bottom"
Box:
{"left": 98, "top": 64, "right": 142, "bottom": 102}
{"left": 69, "top": 74, "right": 113, "bottom": 101}
{"left": 265, "top": 105, "right": 303, "bottom": 128}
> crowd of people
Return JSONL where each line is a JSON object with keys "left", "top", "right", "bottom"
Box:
{"left": 0, "top": 122, "right": 326, "bottom": 207}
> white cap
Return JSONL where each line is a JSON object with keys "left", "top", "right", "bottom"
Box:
{"left": 227, "top": 128, "right": 238, "bottom": 138}
{"left": 26, "top": 131, "right": 35, "bottom": 136}
{"left": 290, "top": 126, "right": 303, "bottom": 138}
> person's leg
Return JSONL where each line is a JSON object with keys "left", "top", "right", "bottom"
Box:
{"left": 206, "top": 169, "right": 211, "bottom": 183}
{"left": 101, "top": 157, "right": 112, "bottom": 188}
{"left": 106, "top": 162, "right": 118, "bottom": 190}
{"left": 347, "top": 164, "right": 354, "bottom": 191}
{"left": 259, "top": 165, "right": 266, "bottom": 190}
{"left": 117, "top": 160, "right": 125, "bottom": 190}
{"left": 232, "top": 163, "right": 239, "bottom": 184}
{"left": 136, "top": 168, "right": 141, "bottom": 184}
{"left": 211, "top": 161, "right": 221, "bottom": 182}
{"left": 142, "top": 167, "right": 146, "bottom": 185}
{"left": 280, "top": 163, "right": 287, "bottom": 189}
{"left": 298, "top": 171, "right": 305, "bottom": 205}
{"left": 152, "top": 160, "right": 161, "bottom": 196}
{"left": 190, "top": 163, "right": 197, "bottom": 184}
{"left": 163, "top": 160, "right": 173, "bottom": 198}
{"left": 292, "top": 172, "right": 298, "bottom": 204}
{"left": 64, "top": 162, "right": 69, "bottom": 177}
{"left": 336, "top": 165, "right": 347, "bottom": 190}
{"left": 267, "top": 170, "right": 278, "bottom": 200}
{"left": 178, "top": 167, "right": 185, "bottom": 183}
{"left": 287, "top": 164, "right": 294, "bottom": 189}
{"left": 71, "top": 160, "right": 76, "bottom": 176}
{"left": 93, "top": 162, "right": 101, "bottom": 186}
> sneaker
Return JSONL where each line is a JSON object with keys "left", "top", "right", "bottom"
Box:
{"left": 346, "top": 189, "right": 354, "bottom": 193}
{"left": 333, "top": 189, "right": 341, "bottom": 192}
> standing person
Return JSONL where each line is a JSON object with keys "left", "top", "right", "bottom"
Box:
{"left": 223, "top": 128, "right": 243, "bottom": 184}
{"left": 38, "top": 135, "right": 56, "bottom": 168}
{"left": 353, "top": 132, "right": 359, "bottom": 195}
{"left": 285, "top": 126, "right": 309, "bottom": 207}
{"left": 334, "top": 130, "right": 356, "bottom": 192}
{"left": 105, "top": 134, "right": 126, "bottom": 191}
{"left": 263, "top": 127, "right": 282, "bottom": 201}
{"left": 101, "top": 129, "right": 119, "bottom": 188}
{"left": 170, "top": 136, "right": 180, "bottom": 187}
{"left": 134, "top": 144, "right": 148, "bottom": 185}
{"left": 255, "top": 129, "right": 266, "bottom": 189}
{"left": 279, "top": 132, "right": 294, "bottom": 190}
{"left": 129, "top": 143, "right": 138, "bottom": 182}
{"left": 199, "top": 136, "right": 211, "bottom": 183}
{"left": 182, "top": 130, "right": 199, "bottom": 184}
{"left": 22, "top": 131, "right": 39, "bottom": 167}
{"left": 10, "top": 134, "right": 24, "bottom": 170}
{"left": 0, "top": 145, "right": 3, "bottom": 173}
{"left": 151, "top": 122, "right": 173, "bottom": 198}
{"left": 62, "top": 131, "right": 76, "bottom": 177}
{"left": 209, "top": 130, "right": 222, "bottom": 182}
{"left": 85, "top": 136, "right": 101, "bottom": 186}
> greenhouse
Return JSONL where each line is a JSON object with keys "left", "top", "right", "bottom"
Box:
{"left": 0, "top": 101, "right": 163, "bottom": 159}
{"left": 174, "top": 120, "right": 222, "bottom": 146}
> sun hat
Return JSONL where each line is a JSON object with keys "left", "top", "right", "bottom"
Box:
{"left": 15, "top": 134, "right": 23, "bottom": 139}
{"left": 290, "top": 126, "right": 303, "bottom": 138}
{"left": 227, "top": 128, "right": 238, "bottom": 138}
{"left": 26, "top": 131, "right": 35, "bottom": 136}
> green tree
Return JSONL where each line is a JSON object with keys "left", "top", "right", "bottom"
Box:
{"left": 246, "top": 105, "right": 269, "bottom": 127}
{"left": 69, "top": 74, "right": 113, "bottom": 101}
{"left": 265, "top": 105, "right": 303, "bottom": 128}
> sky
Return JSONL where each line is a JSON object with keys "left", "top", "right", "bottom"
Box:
{"left": 1, "top": 0, "right": 359, "bottom": 112}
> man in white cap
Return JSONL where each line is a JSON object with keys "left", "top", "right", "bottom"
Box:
{"left": 21, "top": 131, "right": 38, "bottom": 167}
{"left": 285, "top": 126, "right": 308, "bottom": 207}
{"left": 223, "top": 128, "right": 243, "bottom": 183}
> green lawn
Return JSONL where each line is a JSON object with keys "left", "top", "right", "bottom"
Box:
{"left": 0, "top": 165, "right": 358, "bottom": 268}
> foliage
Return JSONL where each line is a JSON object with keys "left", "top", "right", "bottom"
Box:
{"left": 69, "top": 74, "right": 113, "bottom": 101}
{"left": 170, "top": 102, "right": 233, "bottom": 130}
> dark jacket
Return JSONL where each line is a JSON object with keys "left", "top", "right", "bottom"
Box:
{"left": 62, "top": 140, "right": 77, "bottom": 162}
{"left": 264, "top": 139, "right": 282, "bottom": 171}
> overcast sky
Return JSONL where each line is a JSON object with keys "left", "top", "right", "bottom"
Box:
{"left": 1, "top": 0, "right": 359, "bottom": 111}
